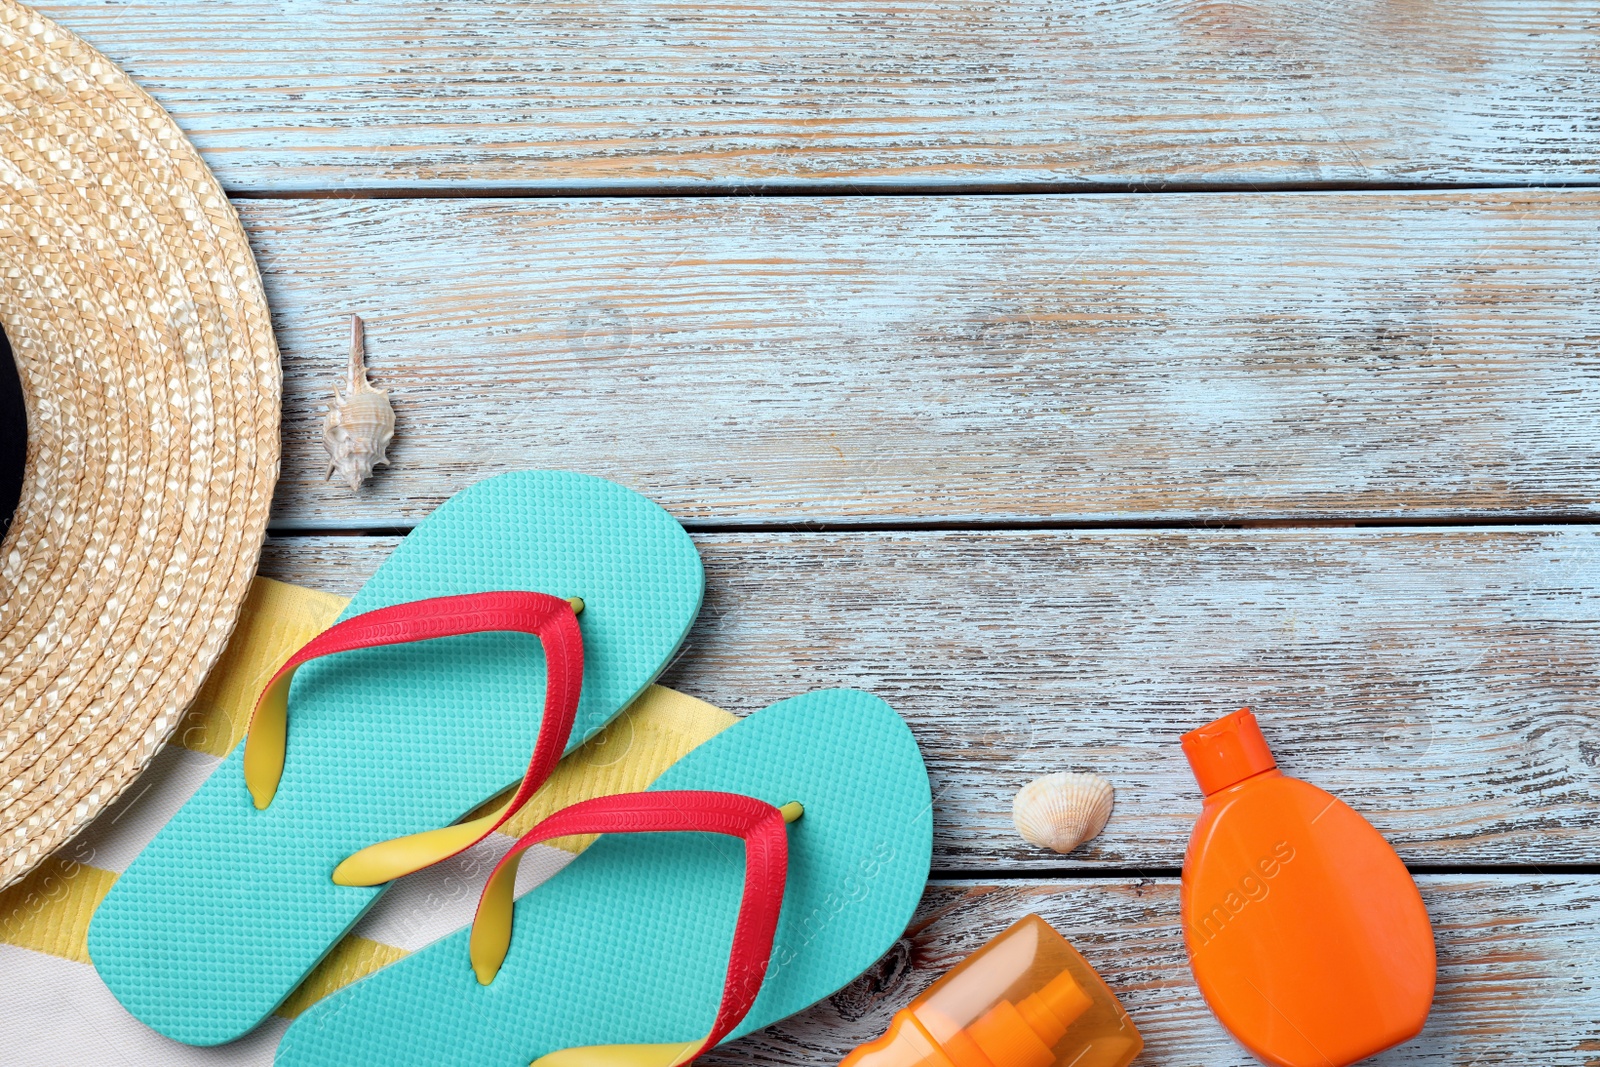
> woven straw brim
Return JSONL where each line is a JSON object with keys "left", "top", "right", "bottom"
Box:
{"left": 0, "top": 1, "right": 280, "bottom": 889}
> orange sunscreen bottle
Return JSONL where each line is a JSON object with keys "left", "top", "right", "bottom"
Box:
{"left": 839, "top": 914, "right": 1141, "bottom": 1067}
{"left": 1180, "top": 708, "right": 1436, "bottom": 1066}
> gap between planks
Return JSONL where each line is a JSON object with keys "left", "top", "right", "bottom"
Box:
{"left": 266, "top": 513, "right": 1600, "bottom": 537}
{"left": 227, "top": 178, "right": 1600, "bottom": 200}
{"left": 932, "top": 864, "right": 1600, "bottom": 880}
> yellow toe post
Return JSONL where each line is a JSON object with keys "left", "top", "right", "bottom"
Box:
{"left": 779, "top": 801, "right": 803, "bottom": 824}
{"left": 470, "top": 848, "right": 523, "bottom": 985}
{"left": 332, "top": 793, "right": 519, "bottom": 887}
{"left": 530, "top": 1041, "right": 703, "bottom": 1067}
{"left": 242, "top": 671, "right": 295, "bottom": 810}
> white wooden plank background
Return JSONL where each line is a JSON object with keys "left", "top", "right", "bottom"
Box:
{"left": 697, "top": 876, "right": 1600, "bottom": 1065}
{"left": 34, "top": 0, "right": 1600, "bottom": 191}
{"left": 23, "top": 0, "right": 1600, "bottom": 1060}
{"left": 247, "top": 191, "right": 1600, "bottom": 528}
{"left": 259, "top": 530, "right": 1600, "bottom": 870}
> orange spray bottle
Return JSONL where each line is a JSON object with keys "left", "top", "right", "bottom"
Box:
{"left": 1180, "top": 708, "right": 1436, "bottom": 1066}
{"left": 839, "top": 914, "right": 1141, "bottom": 1067}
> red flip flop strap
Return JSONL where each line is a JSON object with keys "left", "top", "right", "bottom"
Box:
{"left": 243, "top": 591, "right": 583, "bottom": 827}
{"left": 477, "top": 790, "right": 789, "bottom": 1055}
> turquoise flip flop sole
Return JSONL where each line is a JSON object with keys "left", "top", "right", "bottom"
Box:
{"left": 87, "top": 471, "right": 704, "bottom": 1046}
{"left": 274, "top": 688, "right": 932, "bottom": 1067}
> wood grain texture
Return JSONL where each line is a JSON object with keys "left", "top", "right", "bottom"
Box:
{"left": 36, "top": 0, "right": 1600, "bottom": 191}
{"left": 699, "top": 875, "right": 1600, "bottom": 1065}
{"left": 258, "top": 529, "right": 1600, "bottom": 869}
{"left": 246, "top": 191, "right": 1600, "bottom": 528}
{"left": 23, "top": 0, "right": 1600, "bottom": 1049}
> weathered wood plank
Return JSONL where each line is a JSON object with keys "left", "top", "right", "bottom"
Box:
{"left": 700, "top": 875, "right": 1600, "bottom": 1065}
{"left": 258, "top": 528, "right": 1600, "bottom": 869}
{"left": 37, "top": 1, "right": 1600, "bottom": 191}
{"left": 246, "top": 192, "right": 1600, "bottom": 528}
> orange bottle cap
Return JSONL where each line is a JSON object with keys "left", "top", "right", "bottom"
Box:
{"left": 1181, "top": 708, "right": 1276, "bottom": 796}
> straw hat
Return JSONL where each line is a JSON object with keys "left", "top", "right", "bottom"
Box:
{"left": 0, "top": 1, "right": 280, "bottom": 888}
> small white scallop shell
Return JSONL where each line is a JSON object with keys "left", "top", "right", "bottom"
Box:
{"left": 323, "top": 314, "right": 394, "bottom": 492}
{"left": 1012, "top": 771, "right": 1115, "bottom": 855}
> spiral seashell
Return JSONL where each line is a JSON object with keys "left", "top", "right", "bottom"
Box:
{"left": 323, "top": 314, "right": 394, "bottom": 491}
{"left": 1012, "top": 771, "right": 1114, "bottom": 855}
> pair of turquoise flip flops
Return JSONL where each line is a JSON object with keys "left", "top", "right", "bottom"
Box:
{"left": 87, "top": 471, "right": 932, "bottom": 1066}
